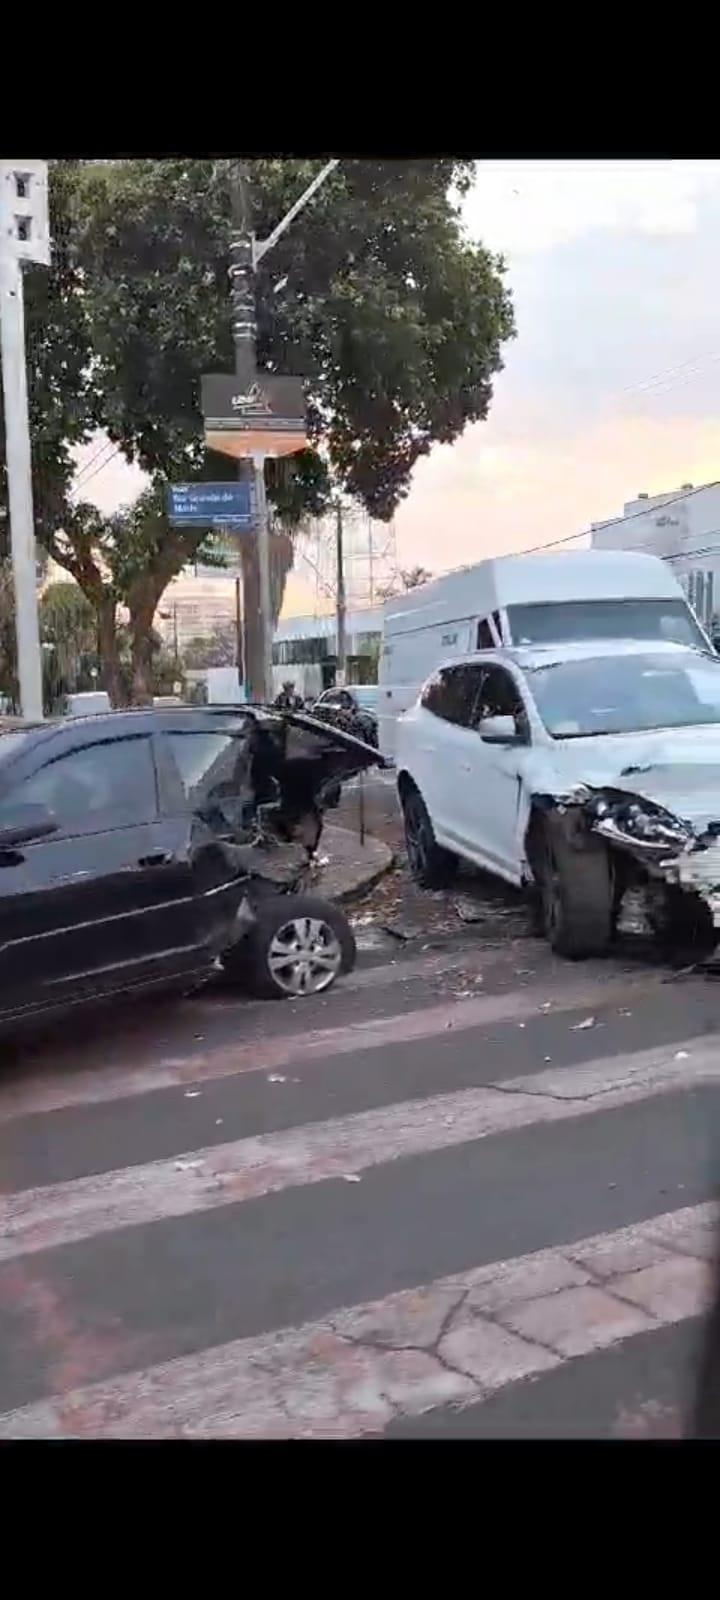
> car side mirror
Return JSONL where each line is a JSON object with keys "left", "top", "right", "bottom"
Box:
{"left": 480, "top": 714, "right": 523, "bottom": 745}
{"left": 0, "top": 802, "right": 58, "bottom": 849}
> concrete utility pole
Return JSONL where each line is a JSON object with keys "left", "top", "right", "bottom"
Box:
{"left": 229, "top": 161, "right": 273, "bottom": 702}
{"left": 225, "top": 158, "right": 340, "bottom": 703}
{"left": 0, "top": 161, "right": 50, "bottom": 721}
{"left": 335, "top": 499, "right": 347, "bottom": 686}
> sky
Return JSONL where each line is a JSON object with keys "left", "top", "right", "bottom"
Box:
{"left": 73, "top": 160, "right": 720, "bottom": 613}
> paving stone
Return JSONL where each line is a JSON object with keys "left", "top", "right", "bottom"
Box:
{"left": 438, "top": 1316, "right": 559, "bottom": 1389}
{"left": 498, "top": 1285, "right": 655, "bottom": 1358}
{"left": 331, "top": 1284, "right": 464, "bottom": 1350}
{"left": 610, "top": 1256, "right": 711, "bottom": 1323}
{"left": 567, "top": 1232, "right": 676, "bottom": 1281}
{"left": 463, "top": 1251, "right": 590, "bottom": 1315}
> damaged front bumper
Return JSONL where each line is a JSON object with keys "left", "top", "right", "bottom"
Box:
{"left": 573, "top": 786, "right": 720, "bottom": 930}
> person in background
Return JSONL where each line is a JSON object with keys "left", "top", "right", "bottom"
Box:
{"left": 274, "top": 680, "right": 304, "bottom": 711}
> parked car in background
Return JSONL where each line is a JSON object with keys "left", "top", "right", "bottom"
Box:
{"left": 311, "top": 686, "right": 379, "bottom": 747}
{"left": 395, "top": 639, "right": 720, "bottom": 960}
{"left": 64, "top": 690, "right": 112, "bottom": 716}
{"left": 0, "top": 704, "right": 383, "bottom": 1032}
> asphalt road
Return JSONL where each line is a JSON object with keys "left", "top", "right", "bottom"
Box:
{"left": 1, "top": 787, "right": 720, "bottom": 1436}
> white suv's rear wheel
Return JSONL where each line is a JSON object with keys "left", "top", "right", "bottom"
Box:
{"left": 401, "top": 786, "right": 457, "bottom": 889}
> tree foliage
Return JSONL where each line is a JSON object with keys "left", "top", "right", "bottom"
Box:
{"left": 0, "top": 159, "right": 514, "bottom": 703}
{"left": 74, "top": 158, "right": 514, "bottom": 520}
{"left": 182, "top": 625, "right": 237, "bottom": 671}
{"left": 377, "top": 565, "right": 434, "bottom": 601}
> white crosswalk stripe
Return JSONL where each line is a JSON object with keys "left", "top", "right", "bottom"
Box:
{"left": 0, "top": 1202, "right": 714, "bottom": 1438}
{"left": 0, "top": 959, "right": 717, "bottom": 1438}
{"left": 2, "top": 1033, "right": 718, "bottom": 1266}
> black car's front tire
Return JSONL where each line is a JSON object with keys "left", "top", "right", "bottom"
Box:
{"left": 222, "top": 894, "right": 356, "bottom": 999}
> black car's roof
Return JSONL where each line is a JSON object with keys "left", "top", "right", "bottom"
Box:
{"left": 0, "top": 703, "right": 386, "bottom": 764}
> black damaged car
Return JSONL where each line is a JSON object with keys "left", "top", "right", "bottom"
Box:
{"left": 0, "top": 704, "right": 384, "bottom": 1031}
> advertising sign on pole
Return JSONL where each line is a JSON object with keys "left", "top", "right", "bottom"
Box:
{"left": 201, "top": 373, "right": 307, "bottom": 459}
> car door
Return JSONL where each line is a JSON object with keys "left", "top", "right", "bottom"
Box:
{"left": 0, "top": 728, "right": 179, "bottom": 1021}
{"left": 451, "top": 664, "right": 533, "bottom": 880}
{"left": 151, "top": 720, "right": 262, "bottom": 963}
{"left": 412, "top": 664, "right": 486, "bottom": 847}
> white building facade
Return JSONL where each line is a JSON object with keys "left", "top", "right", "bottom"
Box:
{"left": 591, "top": 481, "right": 720, "bottom": 638}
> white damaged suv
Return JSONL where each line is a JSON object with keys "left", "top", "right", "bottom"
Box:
{"left": 395, "top": 640, "right": 720, "bottom": 959}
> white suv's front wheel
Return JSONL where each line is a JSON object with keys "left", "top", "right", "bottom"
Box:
{"left": 401, "top": 785, "right": 457, "bottom": 890}
{"left": 533, "top": 816, "right": 613, "bottom": 960}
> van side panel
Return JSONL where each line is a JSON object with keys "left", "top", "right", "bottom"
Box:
{"left": 378, "top": 618, "right": 474, "bottom": 760}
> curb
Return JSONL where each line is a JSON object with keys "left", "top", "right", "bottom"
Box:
{"left": 336, "top": 849, "right": 396, "bottom": 906}
{"left": 317, "top": 825, "right": 395, "bottom": 906}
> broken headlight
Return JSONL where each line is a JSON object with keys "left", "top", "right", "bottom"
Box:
{"left": 586, "top": 792, "right": 691, "bottom": 852}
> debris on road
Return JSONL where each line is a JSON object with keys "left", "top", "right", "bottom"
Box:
{"left": 572, "top": 1016, "right": 597, "bottom": 1031}
{"left": 267, "top": 1074, "right": 287, "bottom": 1084}
{"left": 342, "top": 1173, "right": 362, "bottom": 1183}
{"left": 454, "top": 897, "right": 487, "bottom": 924}
{"left": 184, "top": 1090, "right": 202, "bottom": 1099}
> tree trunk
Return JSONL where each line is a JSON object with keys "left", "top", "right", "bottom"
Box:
{"left": 97, "top": 599, "right": 125, "bottom": 708}
{"left": 240, "top": 528, "right": 294, "bottom": 702}
{"left": 129, "top": 608, "right": 157, "bottom": 706}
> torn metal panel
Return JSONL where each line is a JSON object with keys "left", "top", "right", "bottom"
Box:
{"left": 665, "top": 841, "right": 720, "bottom": 928}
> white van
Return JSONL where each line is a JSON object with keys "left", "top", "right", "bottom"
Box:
{"left": 378, "top": 550, "right": 711, "bottom": 760}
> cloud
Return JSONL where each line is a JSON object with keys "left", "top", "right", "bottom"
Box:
{"left": 462, "top": 160, "right": 720, "bottom": 256}
{"left": 394, "top": 161, "right": 720, "bottom": 578}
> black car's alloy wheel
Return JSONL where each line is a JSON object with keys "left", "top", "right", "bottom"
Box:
{"left": 222, "top": 894, "right": 356, "bottom": 999}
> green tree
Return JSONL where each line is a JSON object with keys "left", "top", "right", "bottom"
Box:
{"left": 2, "top": 160, "right": 514, "bottom": 702}
{"left": 0, "top": 562, "right": 17, "bottom": 709}
{"left": 38, "top": 580, "right": 99, "bottom": 710}
{"left": 71, "top": 159, "right": 513, "bottom": 695}
{"left": 182, "top": 624, "right": 237, "bottom": 671}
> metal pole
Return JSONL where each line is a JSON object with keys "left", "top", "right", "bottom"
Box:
{"left": 253, "top": 451, "right": 273, "bottom": 702}
{"left": 229, "top": 161, "right": 272, "bottom": 704}
{"left": 0, "top": 254, "right": 43, "bottom": 719}
{"left": 229, "top": 162, "right": 256, "bottom": 392}
{"left": 367, "top": 513, "right": 374, "bottom": 608}
{"left": 234, "top": 573, "right": 244, "bottom": 690}
{"left": 335, "top": 500, "right": 347, "bottom": 686}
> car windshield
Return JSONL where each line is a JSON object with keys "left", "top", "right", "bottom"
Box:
{"left": 507, "top": 599, "right": 707, "bottom": 651}
{"left": 529, "top": 651, "right": 720, "bottom": 739}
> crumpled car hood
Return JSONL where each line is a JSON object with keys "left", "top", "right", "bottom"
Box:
{"left": 547, "top": 725, "right": 720, "bottom": 829}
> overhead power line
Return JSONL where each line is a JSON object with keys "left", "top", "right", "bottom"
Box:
{"left": 73, "top": 441, "right": 122, "bottom": 495}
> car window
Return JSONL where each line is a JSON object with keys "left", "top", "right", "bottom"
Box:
{"left": 476, "top": 618, "right": 494, "bottom": 649}
{"left": 167, "top": 730, "right": 257, "bottom": 834}
{"left": 18, "top": 737, "right": 157, "bottom": 833}
{"left": 507, "top": 599, "right": 707, "bottom": 651}
{"left": 471, "top": 667, "right": 528, "bottom": 731}
{"left": 421, "top": 664, "right": 486, "bottom": 726}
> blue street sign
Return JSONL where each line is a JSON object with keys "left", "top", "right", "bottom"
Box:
{"left": 166, "top": 481, "right": 253, "bottom": 529}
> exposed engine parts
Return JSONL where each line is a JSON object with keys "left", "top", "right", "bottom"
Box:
{"left": 531, "top": 782, "right": 720, "bottom": 945}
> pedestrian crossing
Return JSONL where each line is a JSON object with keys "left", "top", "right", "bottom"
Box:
{"left": 0, "top": 951, "right": 718, "bottom": 1437}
